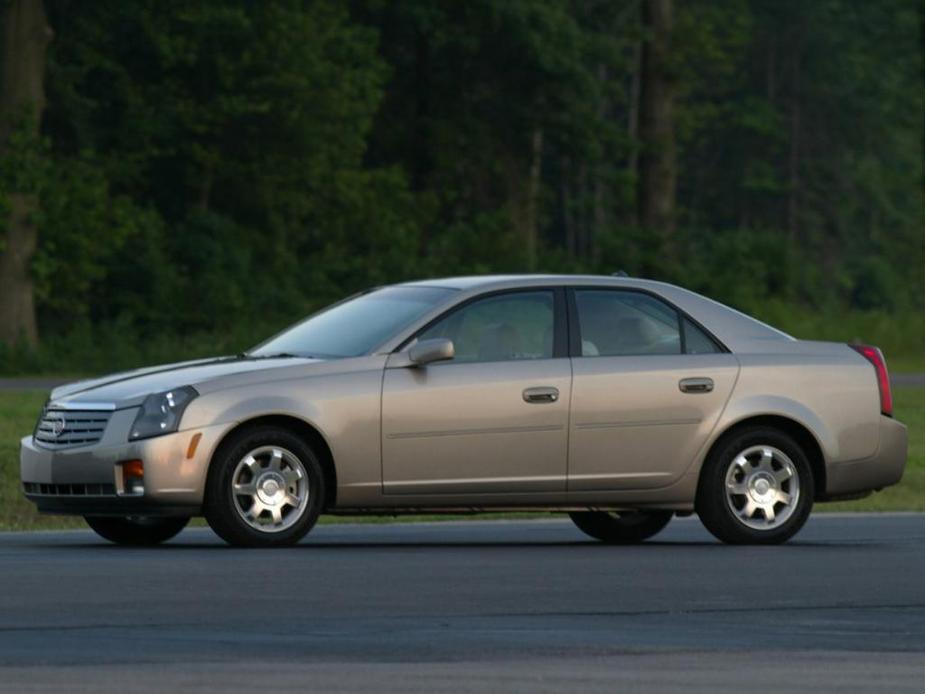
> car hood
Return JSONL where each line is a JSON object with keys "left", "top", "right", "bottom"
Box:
{"left": 48, "top": 356, "right": 324, "bottom": 409}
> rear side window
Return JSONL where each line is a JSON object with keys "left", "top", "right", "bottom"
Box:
{"left": 574, "top": 290, "right": 681, "bottom": 356}
{"left": 682, "top": 317, "right": 722, "bottom": 354}
{"left": 573, "top": 290, "right": 721, "bottom": 356}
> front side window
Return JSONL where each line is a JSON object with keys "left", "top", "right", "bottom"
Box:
{"left": 574, "top": 290, "right": 682, "bottom": 356}
{"left": 417, "top": 291, "right": 555, "bottom": 363}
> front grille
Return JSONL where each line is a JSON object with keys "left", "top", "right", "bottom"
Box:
{"left": 34, "top": 409, "right": 112, "bottom": 449}
{"left": 23, "top": 482, "right": 116, "bottom": 496}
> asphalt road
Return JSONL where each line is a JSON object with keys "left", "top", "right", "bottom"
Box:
{"left": 0, "top": 515, "right": 923, "bottom": 693}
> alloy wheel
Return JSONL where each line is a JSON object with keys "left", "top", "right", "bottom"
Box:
{"left": 724, "top": 445, "right": 800, "bottom": 531}
{"left": 231, "top": 446, "right": 310, "bottom": 533}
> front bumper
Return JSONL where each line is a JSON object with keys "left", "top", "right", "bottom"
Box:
{"left": 824, "top": 415, "right": 907, "bottom": 498}
{"left": 21, "top": 417, "right": 232, "bottom": 517}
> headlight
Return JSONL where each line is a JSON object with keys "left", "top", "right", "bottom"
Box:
{"left": 129, "top": 386, "right": 198, "bottom": 441}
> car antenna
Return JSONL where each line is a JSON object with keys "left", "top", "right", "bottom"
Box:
{"left": 611, "top": 270, "right": 630, "bottom": 277}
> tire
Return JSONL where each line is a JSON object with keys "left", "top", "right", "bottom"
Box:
{"left": 204, "top": 426, "right": 325, "bottom": 547}
{"left": 84, "top": 516, "right": 189, "bottom": 546}
{"left": 569, "top": 510, "right": 673, "bottom": 544}
{"left": 696, "top": 426, "right": 814, "bottom": 545}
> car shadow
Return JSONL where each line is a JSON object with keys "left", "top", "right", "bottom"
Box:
{"left": 17, "top": 537, "right": 879, "bottom": 550}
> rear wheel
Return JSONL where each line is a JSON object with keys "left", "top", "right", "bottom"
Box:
{"left": 84, "top": 516, "right": 189, "bottom": 546}
{"left": 697, "top": 426, "right": 814, "bottom": 544}
{"left": 569, "top": 510, "right": 673, "bottom": 543}
{"left": 204, "top": 426, "right": 325, "bottom": 547}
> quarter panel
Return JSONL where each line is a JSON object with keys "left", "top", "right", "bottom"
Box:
{"left": 725, "top": 353, "right": 881, "bottom": 462}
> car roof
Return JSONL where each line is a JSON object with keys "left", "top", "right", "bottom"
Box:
{"left": 399, "top": 274, "right": 657, "bottom": 291}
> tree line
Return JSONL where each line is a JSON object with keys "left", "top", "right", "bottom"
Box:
{"left": 0, "top": 0, "right": 922, "bottom": 352}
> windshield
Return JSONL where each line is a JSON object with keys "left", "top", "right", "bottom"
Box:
{"left": 249, "top": 286, "right": 457, "bottom": 358}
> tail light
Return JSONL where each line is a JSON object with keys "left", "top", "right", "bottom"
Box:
{"left": 849, "top": 344, "right": 893, "bottom": 417}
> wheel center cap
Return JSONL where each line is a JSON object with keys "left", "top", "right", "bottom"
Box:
{"left": 257, "top": 472, "right": 286, "bottom": 505}
{"left": 749, "top": 473, "right": 775, "bottom": 503}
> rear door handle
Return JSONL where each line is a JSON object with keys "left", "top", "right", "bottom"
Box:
{"left": 679, "top": 377, "right": 714, "bottom": 394}
{"left": 523, "top": 386, "right": 559, "bottom": 404}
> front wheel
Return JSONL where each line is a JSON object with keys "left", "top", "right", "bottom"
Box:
{"left": 569, "top": 510, "right": 673, "bottom": 544}
{"left": 85, "top": 516, "right": 189, "bottom": 546}
{"left": 204, "top": 426, "right": 325, "bottom": 547}
{"left": 697, "top": 427, "right": 814, "bottom": 545}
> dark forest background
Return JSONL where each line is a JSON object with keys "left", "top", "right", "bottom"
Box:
{"left": 1, "top": 0, "right": 923, "bottom": 373}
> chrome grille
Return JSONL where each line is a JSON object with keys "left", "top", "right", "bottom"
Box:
{"left": 34, "top": 409, "right": 111, "bottom": 449}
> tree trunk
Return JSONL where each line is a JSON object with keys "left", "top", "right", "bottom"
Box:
{"left": 627, "top": 37, "right": 642, "bottom": 191}
{"left": 0, "top": 195, "right": 39, "bottom": 344}
{"left": 413, "top": 28, "right": 432, "bottom": 258}
{"left": 506, "top": 127, "right": 544, "bottom": 271}
{"left": 523, "top": 127, "right": 543, "bottom": 271}
{"left": 920, "top": 0, "right": 924, "bottom": 251}
{"left": 561, "top": 156, "right": 576, "bottom": 258}
{"left": 0, "top": 0, "right": 52, "bottom": 346}
{"left": 577, "top": 162, "right": 588, "bottom": 259}
{"left": 787, "top": 44, "right": 801, "bottom": 243}
{"left": 636, "top": 0, "right": 676, "bottom": 247}
{"left": 591, "top": 63, "right": 608, "bottom": 265}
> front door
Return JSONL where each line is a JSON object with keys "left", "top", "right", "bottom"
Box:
{"left": 381, "top": 289, "right": 571, "bottom": 495}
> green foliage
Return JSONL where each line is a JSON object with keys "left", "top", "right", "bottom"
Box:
{"left": 31, "top": 155, "right": 142, "bottom": 324}
{"left": 41, "top": 0, "right": 416, "bottom": 329}
{"left": 0, "top": 108, "right": 50, "bottom": 194}
{"left": 680, "top": 228, "right": 799, "bottom": 308}
{"left": 0, "top": 390, "right": 84, "bottom": 530}
{"left": 0, "top": 109, "right": 52, "bottom": 253}
{"left": 0, "top": 317, "right": 267, "bottom": 376}
{"left": 0, "top": 0, "right": 920, "bottom": 371}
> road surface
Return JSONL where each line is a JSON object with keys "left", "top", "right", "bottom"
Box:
{"left": 0, "top": 515, "right": 923, "bottom": 692}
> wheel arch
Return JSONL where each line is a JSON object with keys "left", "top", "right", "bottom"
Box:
{"left": 700, "top": 415, "right": 827, "bottom": 500}
{"left": 207, "top": 414, "right": 338, "bottom": 510}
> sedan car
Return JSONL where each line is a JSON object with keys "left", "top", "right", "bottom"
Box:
{"left": 21, "top": 275, "right": 907, "bottom": 547}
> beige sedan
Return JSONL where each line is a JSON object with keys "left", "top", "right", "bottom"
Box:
{"left": 21, "top": 275, "right": 906, "bottom": 546}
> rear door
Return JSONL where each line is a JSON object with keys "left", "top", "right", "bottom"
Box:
{"left": 381, "top": 288, "right": 572, "bottom": 495}
{"left": 567, "top": 288, "right": 739, "bottom": 491}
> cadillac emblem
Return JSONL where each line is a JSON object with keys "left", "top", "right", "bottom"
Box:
{"left": 47, "top": 413, "right": 67, "bottom": 438}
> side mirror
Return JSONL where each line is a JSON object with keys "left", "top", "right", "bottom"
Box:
{"left": 408, "top": 338, "right": 455, "bottom": 366}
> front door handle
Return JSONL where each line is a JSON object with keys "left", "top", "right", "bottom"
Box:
{"left": 679, "top": 377, "right": 714, "bottom": 394}
{"left": 523, "top": 386, "right": 559, "bottom": 404}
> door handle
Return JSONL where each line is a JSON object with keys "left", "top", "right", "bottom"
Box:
{"left": 523, "top": 386, "right": 559, "bottom": 404}
{"left": 679, "top": 377, "right": 714, "bottom": 394}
